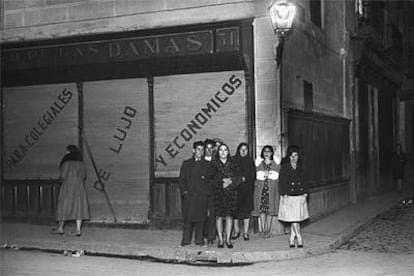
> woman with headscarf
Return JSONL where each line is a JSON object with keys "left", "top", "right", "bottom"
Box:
{"left": 51, "top": 145, "right": 90, "bottom": 236}
{"left": 232, "top": 142, "right": 256, "bottom": 241}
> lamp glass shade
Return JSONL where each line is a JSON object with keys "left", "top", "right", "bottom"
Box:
{"left": 269, "top": 1, "right": 297, "bottom": 32}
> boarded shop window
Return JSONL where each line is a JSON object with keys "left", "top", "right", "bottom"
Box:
{"left": 3, "top": 83, "right": 78, "bottom": 179}
{"left": 288, "top": 110, "right": 350, "bottom": 187}
{"left": 83, "top": 78, "right": 149, "bottom": 222}
{"left": 153, "top": 71, "right": 247, "bottom": 177}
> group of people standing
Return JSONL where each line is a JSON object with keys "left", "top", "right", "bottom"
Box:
{"left": 50, "top": 140, "right": 310, "bottom": 250}
{"left": 179, "top": 139, "right": 309, "bottom": 249}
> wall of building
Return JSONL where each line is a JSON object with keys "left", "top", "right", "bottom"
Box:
{"left": 282, "top": 0, "right": 352, "bottom": 218}
{"left": 1, "top": 0, "right": 255, "bottom": 42}
{"left": 1, "top": 0, "right": 358, "bottom": 226}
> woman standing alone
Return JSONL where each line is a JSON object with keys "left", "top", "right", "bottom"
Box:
{"left": 51, "top": 145, "right": 90, "bottom": 236}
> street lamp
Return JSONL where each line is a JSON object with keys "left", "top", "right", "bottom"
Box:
{"left": 269, "top": 0, "right": 296, "bottom": 162}
{"left": 269, "top": 0, "right": 296, "bottom": 67}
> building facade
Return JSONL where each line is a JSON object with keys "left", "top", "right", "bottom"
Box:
{"left": 1, "top": 0, "right": 407, "bottom": 229}
{"left": 350, "top": 0, "right": 414, "bottom": 201}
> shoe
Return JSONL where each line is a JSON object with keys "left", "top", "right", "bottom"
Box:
{"left": 231, "top": 232, "right": 240, "bottom": 240}
{"left": 264, "top": 231, "right": 273, "bottom": 239}
{"left": 180, "top": 242, "right": 190, "bottom": 247}
{"left": 225, "top": 241, "right": 233, "bottom": 249}
{"left": 50, "top": 228, "right": 64, "bottom": 235}
{"left": 218, "top": 241, "right": 224, "bottom": 248}
{"left": 207, "top": 240, "right": 214, "bottom": 245}
{"left": 243, "top": 233, "right": 250, "bottom": 241}
{"left": 196, "top": 242, "right": 205, "bottom": 247}
{"left": 297, "top": 237, "right": 303, "bottom": 248}
{"left": 69, "top": 231, "right": 82, "bottom": 237}
{"left": 289, "top": 237, "right": 295, "bottom": 248}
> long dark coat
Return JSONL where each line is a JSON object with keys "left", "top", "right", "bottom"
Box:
{"left": 233, "top": 155, "right": 256, "bottom": 216}
{"left": 209, "top": 158, "right": 242, "bottom": 217}
{"left": 179, "top": 158, "right": 210, "bottom": 222}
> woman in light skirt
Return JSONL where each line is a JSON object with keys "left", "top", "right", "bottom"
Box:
{"left": 278, "top": 145, "right": 309, "bottom": 248}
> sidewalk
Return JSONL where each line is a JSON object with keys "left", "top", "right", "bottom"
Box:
{"left": 0, "top": 191, "right": 410, "bottom": 264}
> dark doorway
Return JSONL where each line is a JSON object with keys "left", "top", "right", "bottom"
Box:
{"left": 378, "top": 89, "right": 395, "bottom": 190}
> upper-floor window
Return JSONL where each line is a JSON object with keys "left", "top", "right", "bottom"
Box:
{"left": 310, "top": 0, "right": 322, "bottom": 28}
{"left": 304, "top": 80, "right": 313, "bottom": 112}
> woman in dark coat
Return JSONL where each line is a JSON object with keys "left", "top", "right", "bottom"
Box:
{"left": 51, "top": 145, "right": 90, "bottom": 236}
{"left": 232, "top": 142, "right": 256, "bottom": 241}
{"left": 278, "top": 145, "right": 309, "bottom": 248}
{"left": 209, "top": 143, "right": 242, "bottom": 248}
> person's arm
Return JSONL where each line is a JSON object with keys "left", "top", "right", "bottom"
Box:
{"left": 229, "top": 161, "right": 242, "bottom": 188}
{"left": 82, "top": 162, "right": 87, "bottom": 182}
{"left": 278, "top": 165, "right": 287, "bottom": 196}
{"left": 208, "top": 162, "right": 222, "bottom": 190}
{"left": 267, "top": 162, "right": 279, "bottom": 180}
{"left": 59, "top": 162, "right": 68, "bottom": 182}
{"left": 245, "top": 159, "right": 257, "bottom": 184}
{"left": 300, "top": 167, "right": 309, "bottom": 196}
{"left": 256, "top": 162, "right": 266, "bottom": 181}
{"left": 178, "top": 161, "right": 188, "bottom": 196}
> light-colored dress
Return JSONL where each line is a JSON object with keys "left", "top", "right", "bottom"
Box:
{"left": 56, "top": 160, "right": 90, "bottom": 221}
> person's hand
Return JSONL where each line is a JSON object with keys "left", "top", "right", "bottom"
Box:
{"left": 241, "top": 176, "right": 246, "bottom": 182}
{"left": 303, "top": 193, "right": 308, "bottom": 198}
{"left": 222, "top": 178, "right": 232, "bottom": 188}
{"left": 283, "top": 194, "right": 288, "bottom": 198}
{"left": 183, "top": 190, "right": 188, "bottom": 195}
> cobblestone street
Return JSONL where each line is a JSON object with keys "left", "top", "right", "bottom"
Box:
{"left": 341, "top": 201, "right": 414, "bottom": 254}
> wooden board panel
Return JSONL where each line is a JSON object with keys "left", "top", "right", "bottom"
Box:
{"left": 3, "top": 83, "right": 78, "bottom": 179}
{"left": 288, "top": 111, "right": 350, "bottom": 186}
{"left": 83, "top": 78, "right": 149, "bottom": 222}
{"left": 154, "top": 71, "right": 247, "bottom": 177}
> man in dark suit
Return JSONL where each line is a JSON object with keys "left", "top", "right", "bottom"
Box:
{"left": 203, "top": 139, "right": 217, "bottom": 245}
{"left": 179, "top": 141, "right": 210, "bottom": 246}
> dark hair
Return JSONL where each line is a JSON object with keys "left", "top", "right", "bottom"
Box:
{"left": 66, "top": 144, "right": 79, "bottom": 153}
{"left": 204, "top": 139, "right": 215, "bottom": 147}
{"left": 260, "top": 145, "right": 274, "bottom": 160}
{"left": 285, "top": 145, "right": 302, "bottom": 166}
{"left": 193, "top": 141, "right": 204, "bottom": 149}
{"left": 286, "top": 145, "right": 300, "bottom": 157}
{"left": 235, "top": 142, "right": 249, "bottom": 157}
{"left": 214, "top": 143, "right": 231, "bottom": 160}
{"left": 60, "top": 145, "right": 82, "bottom": 167}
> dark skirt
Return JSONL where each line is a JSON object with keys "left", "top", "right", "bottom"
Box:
{"left": 236, "top": 184, "right": 254, "bottom": 219}
{"left": 215, "top": 187, "right": 237, "bottom": 217}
